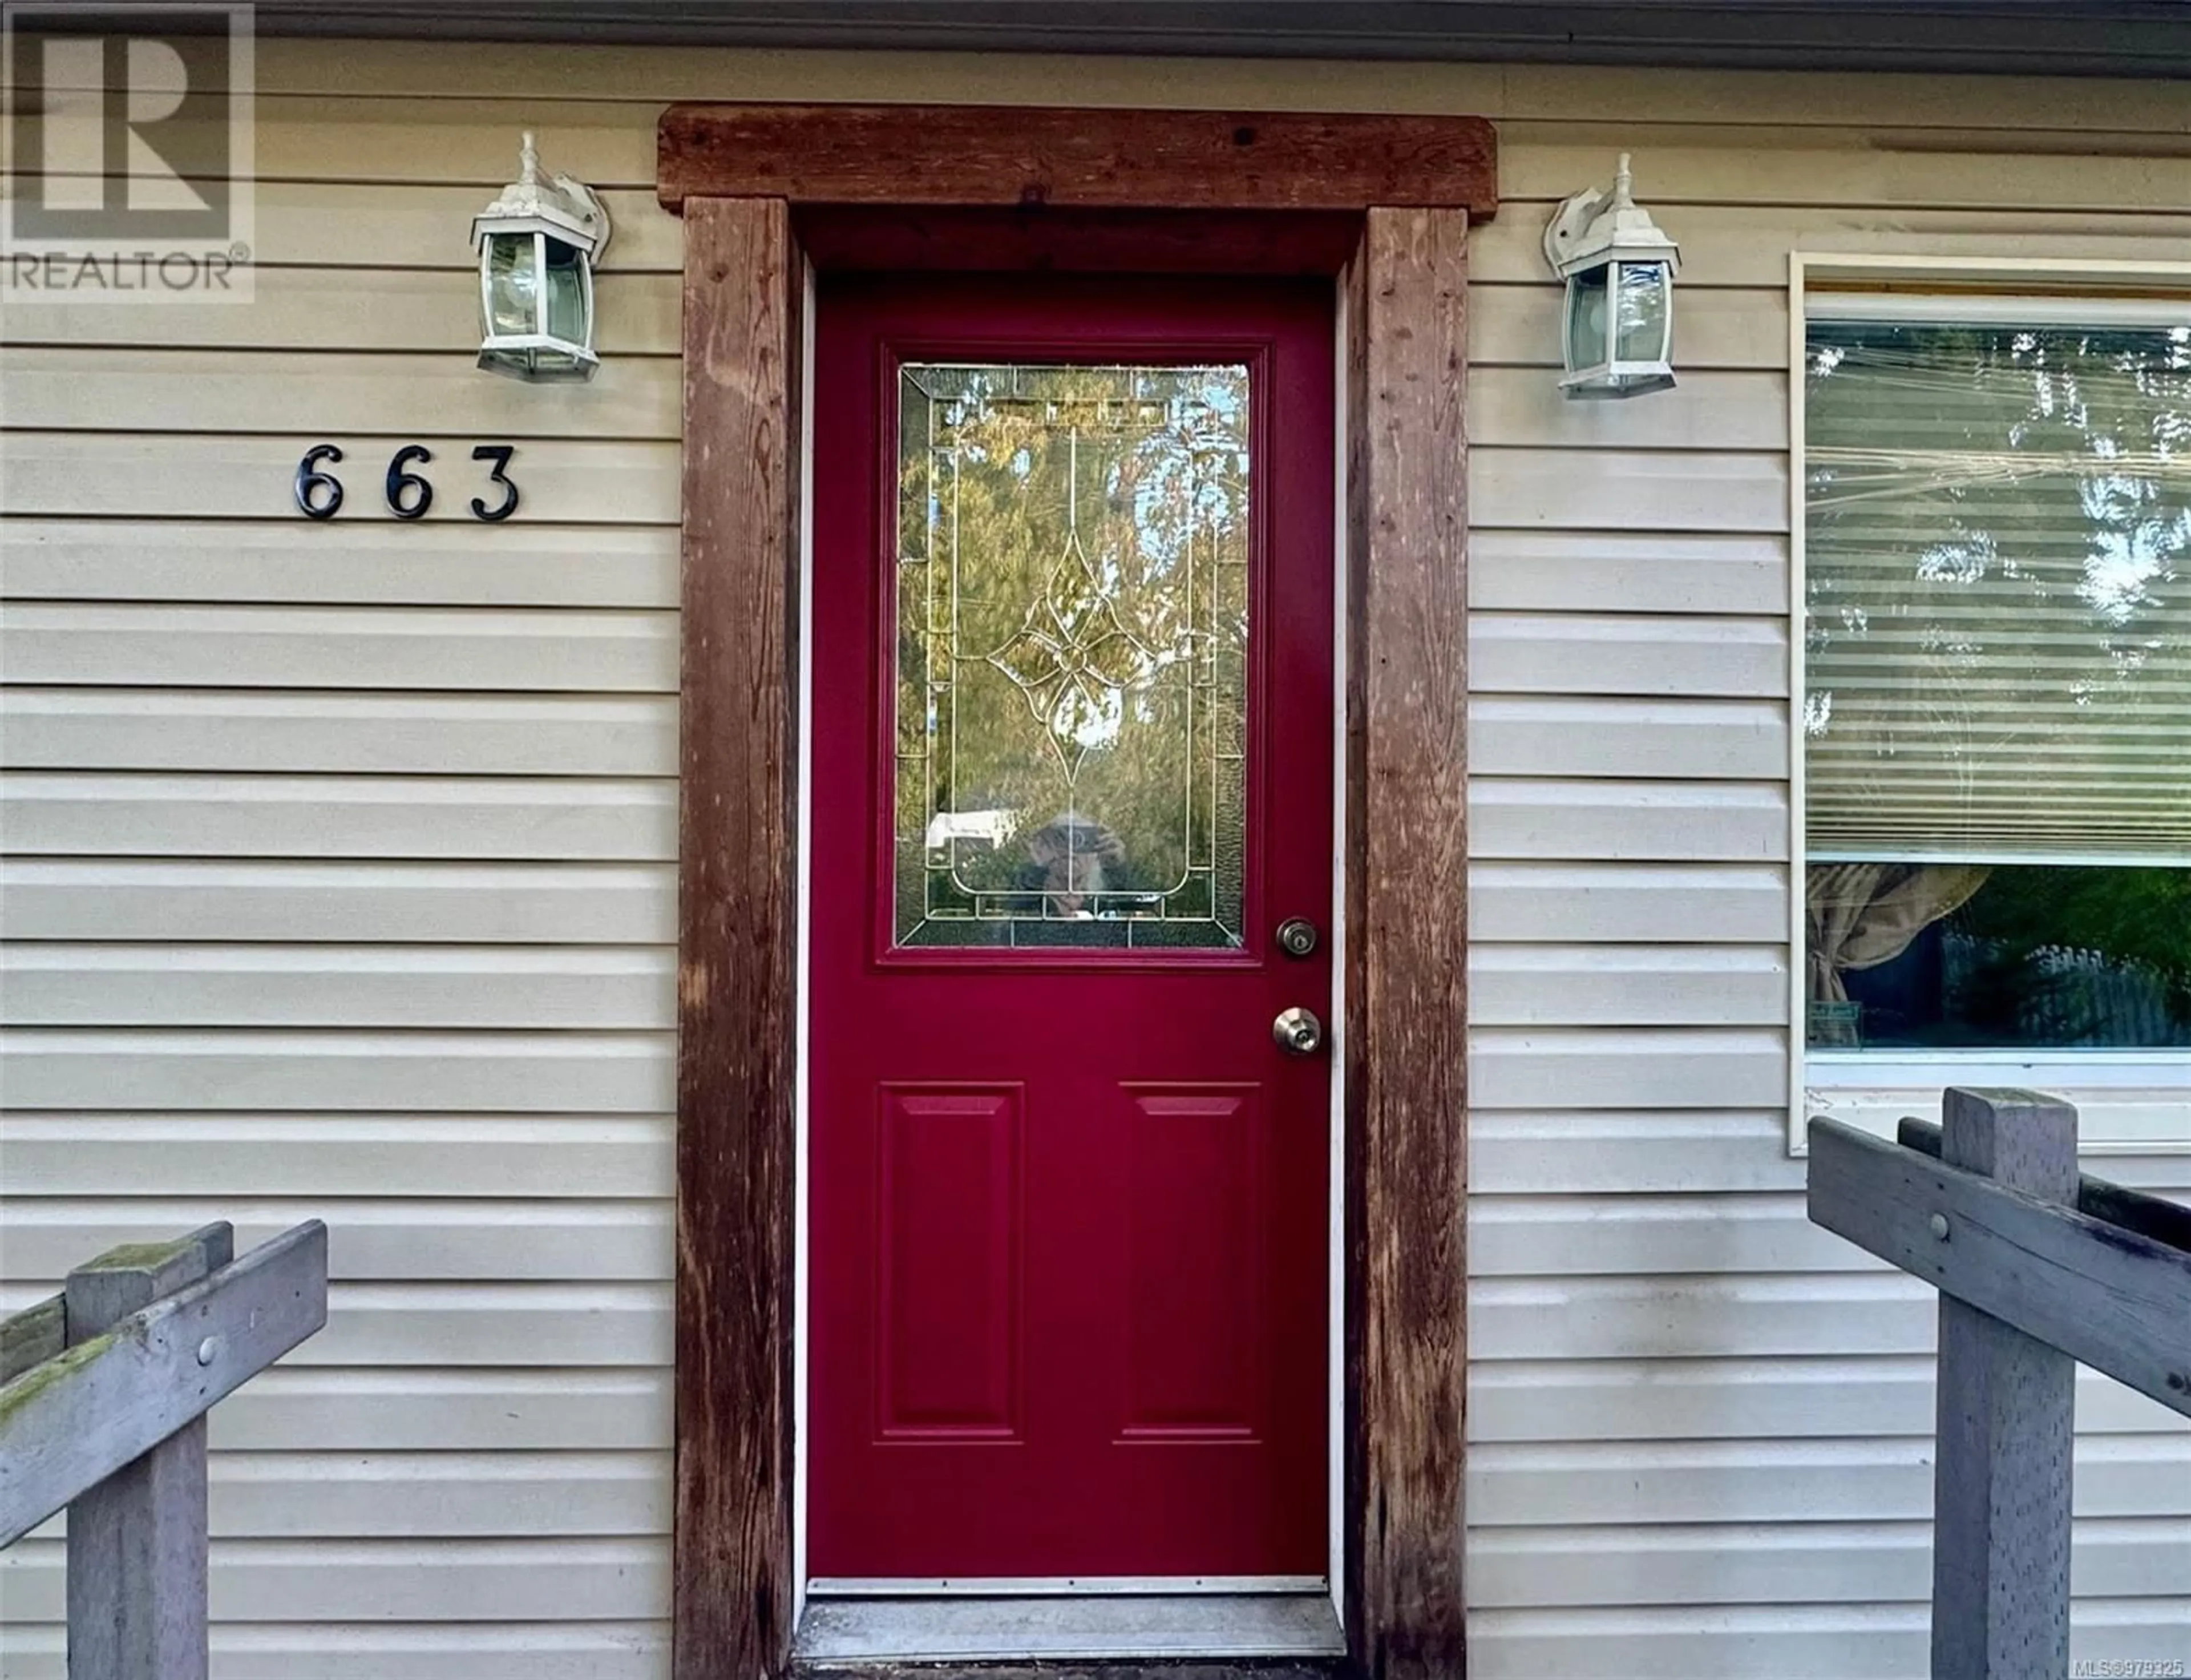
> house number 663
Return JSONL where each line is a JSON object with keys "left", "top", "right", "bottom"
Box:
{"left": 294, "top": 443, "right": 520, "bottom": 522}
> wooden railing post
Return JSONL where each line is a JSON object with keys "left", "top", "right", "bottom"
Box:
{"left": 1930, "top": 1089, "right": 2077, "bottom": 1680}
{"left": 62, "top": 1223, "right": 233, "bottom": 1680}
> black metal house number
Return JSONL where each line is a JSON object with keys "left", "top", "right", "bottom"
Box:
{"left": 294, "top": 444, "right": 520, "bottom": 522}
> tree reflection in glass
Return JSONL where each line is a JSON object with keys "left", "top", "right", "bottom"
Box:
{"left": 1804, "top": 318, "right": 2191, "bottom": 1048}
{"left": 894, "top": 363, "right": 1251, "bottom": 950}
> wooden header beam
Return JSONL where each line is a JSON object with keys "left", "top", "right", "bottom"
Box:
{"left": 658, "top": 104, "right": 1497, "bottom": 219}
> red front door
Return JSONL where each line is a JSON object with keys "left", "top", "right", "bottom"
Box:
{"left": 809, "top": 273, "right": 1335, "bottom": 1581}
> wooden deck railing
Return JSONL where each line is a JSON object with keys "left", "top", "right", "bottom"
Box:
{"left": 1808, "top": 1088, "right": 2191, "bottom": 1680}
{"left": 0, "top": 1221, "right": 328, "bottom": 1680}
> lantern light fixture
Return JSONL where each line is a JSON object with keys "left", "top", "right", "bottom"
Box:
{"left": 1541, "top": 152, "right": 1680, "bottom": 399}
{"left": 471, "top": 131, "right": 612, "bottom": 382}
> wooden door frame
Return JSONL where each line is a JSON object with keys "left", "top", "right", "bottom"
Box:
{"left": 664, "top": 104, "right": 1490, "bottom": 1680}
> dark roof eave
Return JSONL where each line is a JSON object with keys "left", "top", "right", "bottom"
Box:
{"left": 210, "top": 1, "right": 2191, "bottom": 80}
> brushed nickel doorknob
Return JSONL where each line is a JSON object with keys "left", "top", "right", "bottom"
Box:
{"left": 1273, "top": 1007, "right": 1324, "bottom": 1056}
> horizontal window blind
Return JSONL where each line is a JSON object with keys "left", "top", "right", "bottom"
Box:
{"left": 1804, "top": 318, "right": 2191, "bottom": 863}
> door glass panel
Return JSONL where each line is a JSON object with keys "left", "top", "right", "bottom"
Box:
{"left": 895, "top": 362, "right": 1251, "bottom": 950}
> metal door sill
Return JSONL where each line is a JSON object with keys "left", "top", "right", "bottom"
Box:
{"left": 792, "top": 1591, "right": 1345, "bottom": 1665}
{"left": 809, "top": 1576, "right": 1325, "bottom": 1597}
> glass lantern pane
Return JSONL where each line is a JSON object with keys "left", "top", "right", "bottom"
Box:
{"left": 1565, "top": 266, "right": 1610, "bottom": 371}
{"left": 1614, "top": 261, "right": 1671, "bottom": 362}
{"left": 543, "top": 237, "right": 588, "bottom": 346}
{"left": 485, "top": 233, "right": 538, "bottom": 337}
{"left": 891, "top": 361, "right": 1253, "bottom": 951}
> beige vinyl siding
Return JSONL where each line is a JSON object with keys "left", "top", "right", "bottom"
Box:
{"left": 0, "top": 56, "right": 685, "bottom": 1677}
{"left": 1461, "top": 88, "right": 2191, "bottom": 1680}
{"left": 1, "top": 40, "right": 2186, "bottom": 1680}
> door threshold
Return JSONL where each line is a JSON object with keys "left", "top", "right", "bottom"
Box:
{"left": 792, "top": 1591, "right": 1345, "bottom": 1665}
{"left": 809, "top": 1576, "right": 1326, "bottom": 1597}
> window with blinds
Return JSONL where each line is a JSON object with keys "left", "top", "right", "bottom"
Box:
{"left": 1802, "top": 313, "right": 2191, "bottom": 1052}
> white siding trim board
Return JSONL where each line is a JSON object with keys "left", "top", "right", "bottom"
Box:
{"left": 0, "top": 522, "right": 679, "bottom": 608}
{"left": 1, "top": 944, "right": 674, "bottom": 1025}
{"left": 1, "top": 692, "right": 678, "bottom": 776}
{"left": 0, "top": 1027, "right": 676, "bottom": 1112}
{"left": 0, "top": 1114, "right": 671, "bottom": 1198}
{"left": 0, "top": 1197, "right": 671, "bottom": 1281}
{"left": 1, "top": 604, "right": 679, "bottom": 692}
{"left": 0, "top": 349, "right": 680, "bottom": 439}
{"left": 1466, "top": 1434, "right": 2191, "bottom": 1524}
{"left": 1468, "top": 1516, "right": 2191, "bottom": 1606}
{"left": 1471, "top": 863, "right": 1789, "bottom": 944}
{"left": 0, "top": 434, "right": 681, "bottom": 522}
{"left": 1, "top": 776, "right": 677, "bottom": 861}
{"left": 0, "top": 1534, "right": 670, "bottom": 1624}
{"left": 207, "top": 1367, "right": 672, "bottom": 1451}
{"left": 0, "top": 1621, "right": 672, "bottom": 1680}
{"left": 1472, "top": 698, "right": 1786, "bottom": 781}
{"left": 0, "top": 860, "right": 674, "bottom": 942}
{"left": 1473, "top": 1109, "right": 2191, "bottom": 1197}
{"left": 1471, "top": 613, "right": 1789, "bottom": 698}
{"left": 1470, "top": 780, "right": 1788, "bottom": 863}
{"left": 1471, "top": 946, "right": 1789, "bottom": 1024}
{"left": 1469, "top": 1358, "right": 2189, "bottom": 1442}
{"left": 0, "top": 270, "right": 681, "bottom": 356}
{"left": 1469, "top": 529, "right": 1788, "bottom": 616}
{"left": 1467, "top": 1601, "right": 2185, "bottom": 1680}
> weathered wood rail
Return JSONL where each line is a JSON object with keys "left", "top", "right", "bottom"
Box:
{"left": 1807, "top": 1088, "right": 2191, "bottom": 1680}
{"left": 0, "top": 1221, "right": 328, "bottom": 1680}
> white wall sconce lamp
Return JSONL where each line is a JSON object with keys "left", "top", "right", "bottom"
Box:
{"left": 1541, "top": 152, "right": 1680, "bottom": 398}
{"left": 471, "top": 132, "right": 612, "bottom": 381}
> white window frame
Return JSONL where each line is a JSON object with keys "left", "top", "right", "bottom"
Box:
{"left": 1787, "top": 253, "right": 2191, "bottom": 1157}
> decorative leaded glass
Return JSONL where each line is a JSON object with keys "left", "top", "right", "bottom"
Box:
{"left": 894, "top": 362, "right": 1251, "bottom": 949}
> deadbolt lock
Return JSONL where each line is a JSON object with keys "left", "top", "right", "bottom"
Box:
{"left": 1276, "top": 918, "right": 1319, "bottom": 959}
